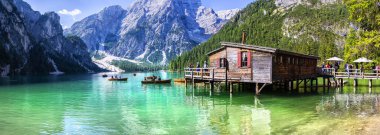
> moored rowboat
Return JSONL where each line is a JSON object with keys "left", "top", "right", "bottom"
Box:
{"left": 174, "top": 78, "right": 185, "bottom": 83}
{"left": 108, "top": 78, "right": 128, "bottom": 81}
{"left": 141, "top": 79, "right": 171, "bottom": 84}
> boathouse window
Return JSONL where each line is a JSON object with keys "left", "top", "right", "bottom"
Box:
{"left": 241, "top": 52, "right": 248, "bottom": 67}
{"left": 287, "top": 57, "right": 291, "bottom": 64}
{"left": 237, "top": 51, "right": 250, "bottom": 68}
{"left": 219, "top": 58, "right": 226, "bottom": 68}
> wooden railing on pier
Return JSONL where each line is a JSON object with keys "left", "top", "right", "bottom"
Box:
{"left": 322, "top": 68, "right": 380, "bottom": 79}
{"left": 184, "top": 68, "right": 228, "bottom": 81}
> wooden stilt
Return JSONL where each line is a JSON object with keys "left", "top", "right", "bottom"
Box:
{"left": 255, "top": 83, "right": 259, "bottom": 95}
{"left": 290, "top": 81, "right": 293, "bottom": 92}
{"left": 185, "top": 78, "right": 187, "bottom": 87}
{"left": 211, "top": 81, "right": 214, "bottom": 92}
{"left": 327, "top": 78, "right": 331, "bottom": 87}
{"left": 310, "top": 79, "right": 313, "bottom": 92}
{"left": 211, "top": 69, "right": 215, "bottom": 92}
{"left": 230, "top": 82, "right": 233, "bottom": 93}
{"left": 354, "top": 79, "right": 357, "bottom": 87}
{"left": 369, "top": 79, "right": 372, "bottom": 88}
{"left": 225, "top": 68, "right": 228, "bottom": 92}
{"left": 285, "top": 81, "right": 289, "bottom": 91}
{"left": 296, "top": 79, "right": 299, "bottom": 93}
{"left": 315, "top": 78, "right": 318, "bottom": 91}
{"left": 304, "top": 79, "right": 307, "bottom": 93}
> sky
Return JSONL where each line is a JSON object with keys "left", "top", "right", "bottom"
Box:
{"left": 23, "top": 0, "right": 254, "bottom": 29}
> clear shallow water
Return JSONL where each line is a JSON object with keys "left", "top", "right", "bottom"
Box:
{"left": 0, "top": 72, "right": 379, "bottom": 135}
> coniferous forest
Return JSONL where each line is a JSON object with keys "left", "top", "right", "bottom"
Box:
{"left": 169, "top": 0, "right": 379, "bottom": 70}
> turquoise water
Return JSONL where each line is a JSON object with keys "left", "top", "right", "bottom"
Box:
{"left": 0, "top": 72, "right": 379, "bottom": 134}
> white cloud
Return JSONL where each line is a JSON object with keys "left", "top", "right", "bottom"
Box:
{"left": 58, "top": 9, "right": 82, "bottom": 16}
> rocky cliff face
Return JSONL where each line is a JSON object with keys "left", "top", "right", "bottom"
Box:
{"left": 0, "top": 0, "right": 100, "bottom": 76}
{"left": 65, "top": 0, "right": 239, "bottom": 65}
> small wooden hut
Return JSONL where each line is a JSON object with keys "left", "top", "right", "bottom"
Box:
{"left": 185, "top": 42, "right": 320, "bottom": 94}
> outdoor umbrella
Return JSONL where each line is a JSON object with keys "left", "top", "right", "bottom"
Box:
{"left": 353, "top": 57, "right": 373, "bottom": 63}
{"left": 326, "top": 57, "right": 344, "bottom": 61}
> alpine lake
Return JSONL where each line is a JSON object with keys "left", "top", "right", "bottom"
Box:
{"left": 1, "top": 71, "right": 380, "bottom": 135}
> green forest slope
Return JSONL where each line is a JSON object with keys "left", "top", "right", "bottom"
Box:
{"left": 169, "top": 0, "right": 349, "bottom": 70}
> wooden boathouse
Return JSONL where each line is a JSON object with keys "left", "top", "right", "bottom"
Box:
{"left": 184, "top": 42, "right": 320, "bottom": 95}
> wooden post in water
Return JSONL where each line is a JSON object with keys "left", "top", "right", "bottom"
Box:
{"left": 296, "top": 79, "right": 300, "bottom": 93}
{"left": 354, "top": 79, "right": 357, "bottom": 87}
{"left": 229, "top": 82, "right": 233, "bottom": 93}
{"left": 315, "top": 78, "right": 318, "bottom": 91}
{"left": 211, "top": 69, "right": 215, "bottom": 92}
{"left": 340, "top": 78, "right": 343, "bottom": 87}
{"left": 327, "top": 78, "right": 331, "bottom": 87}
{"left": 369, "top": 79, "right": 372, "bottom": 88}
{"left": 255, "top": 83, "right": 259, "bottom": 95}
{"left": 310, "top": 79, "right": 314, "bottom": 92}
{"left": 225, "top": 68, "right": 228, "bottom": 92}
{"left": 290, "top": 81, "right": 293, "bottom": 92}
{"left": 304, "top": 79, "right": 307, "bottom": 93}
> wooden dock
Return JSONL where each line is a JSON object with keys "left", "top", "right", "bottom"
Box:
{"left": 184, "top": 67, "right": 319, "bottom": 95}
{"left": 321, "top": 68, "right": 380, "bottom": 87}
{"left": 183, "top": 42, "right": 321, "bottom": 95}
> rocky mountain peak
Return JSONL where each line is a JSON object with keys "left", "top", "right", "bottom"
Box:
{"left": 32, "top": 12, "right": 63, "bottom": 40}
{"left": 98, "top": 5, "right": 126, "bottom": 20}
{"left": 217, "top": 9, "right": 240, "bottom": 20}
{"left": 66, "top": 0, "right": 239, "bottom": 65}
{"left": 0, "top": 0, "right": 101, "bottom": 75}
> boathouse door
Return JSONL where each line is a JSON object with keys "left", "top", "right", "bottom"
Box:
{"left": 251, "top": 55, "right": 273, "bottom": 83}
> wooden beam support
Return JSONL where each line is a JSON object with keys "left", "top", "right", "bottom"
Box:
{"left": 256, "top": 83, "right": 268, "bottom": 95}
{"left": 290, "top": 81, "right": 293, "bottom": 92}
{"left": 256, "top": 83, "right": 259, "bottom": 95}
{"left": 310, "top": 79, "right": 313, "bottom": 92}
{"left": 304, "top": 79, "right": 307, "bottom": 93}
{"left": 230, "top": 82, "right": 233, "bottom": 93}
{"left": 185, "top": 78, "right": 187, "bottom": 87}
{"left": 315, "top": 78, "right": 318, "bottom": 91}
{"left": 296, "top": 79, "right": 299, "bottom": 92}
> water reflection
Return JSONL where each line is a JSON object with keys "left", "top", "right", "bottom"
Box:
{"left": 187, "top": 88, "right": 272, "bottom": 135}
{"left": 317, "top": 93, "right": 380, "bottom": 117}
{"left": 2, "top": 73, "right": 380, "bottom": 134}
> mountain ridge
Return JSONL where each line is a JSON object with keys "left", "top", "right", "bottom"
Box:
{"left": 0, "top": 0, "right": 101, "bottom": 76}
{"left": 65, "top": 0, "right": 239, "bottom": 65}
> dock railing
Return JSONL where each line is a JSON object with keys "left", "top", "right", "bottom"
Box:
{"left": 321, "top": 68, "right": 336, "bottom": 76}
{"left": 184, "top": 68, "right": 227, "bottom": 80}
{"left": 323, "top": 68, "right": 380, "bottom": 79}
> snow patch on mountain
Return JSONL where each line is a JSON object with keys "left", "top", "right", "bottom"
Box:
{"left": 160, "top": 51, "right": 167, "bottom": 65}
{"left": 48, "top": 58, "right": 64, "bottom": 75}
{"left": 216, "top": 9, "right": 240, "bottom": 20}
{"left": 92, "top": 51, "right": 142, "bottom": 72}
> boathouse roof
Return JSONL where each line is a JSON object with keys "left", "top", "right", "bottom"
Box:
{"left": 207, "top": 42, "right": 319, "bottom": 59}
